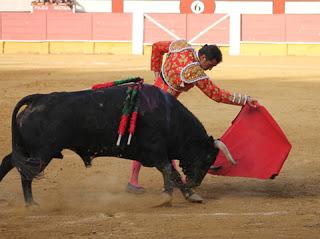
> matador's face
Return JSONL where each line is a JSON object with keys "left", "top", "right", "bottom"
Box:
{"left": 199, "top": 55, "right": 219, "bottom": 71}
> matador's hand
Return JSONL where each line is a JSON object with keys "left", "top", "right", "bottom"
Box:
{"left": 247, "top": 97, "right": 259, "bottom": 108}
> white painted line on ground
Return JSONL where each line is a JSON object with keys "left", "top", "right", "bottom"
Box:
{"left": 222, "top": 64, "right": 320, "bottom": 70}
{"left": 0, "top": 66, "right": 149, "bottom": 71}
{"left": 159, "top": 211, "right": 288, "bottom": 217}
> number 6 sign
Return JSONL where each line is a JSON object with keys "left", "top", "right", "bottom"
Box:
{"left": 180, "top": 0, "right": 215, "bottom": 14}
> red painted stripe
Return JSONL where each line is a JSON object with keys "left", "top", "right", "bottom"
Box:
{"left": 273, "top": 0, "right": 285, "bottom": 14}
{"left": 112, "top": 0, "right": 123, "bottom": 13}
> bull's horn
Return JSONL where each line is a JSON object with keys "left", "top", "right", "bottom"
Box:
{"left": 214, "top": 140, "right": 237, "bottom": 165}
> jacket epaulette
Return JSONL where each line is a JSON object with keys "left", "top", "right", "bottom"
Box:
{"left": 181, "top": 63, "right": 209, "bottom": 84}
{"left": 169, "top": 40, "right": 194, "bottom": 53}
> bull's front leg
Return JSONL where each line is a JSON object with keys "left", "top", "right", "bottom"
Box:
{"left": 179, "top": 184, "right": 204, "bottom": 203}
{"left": 158, "top": 164, "right": 204, "bottom": 204}
{"left": 169, "top": 167, "right": 204, "bottom": 203}
{"left": 160, "top": 163, "right": 175, "bottom": 194}
{"left": 156, "top": 163, "right": 175, "bottom": 206}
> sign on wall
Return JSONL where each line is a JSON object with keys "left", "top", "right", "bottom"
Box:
{"left": 32, "top": 5, "right": 73, "bottom": 12}
{"left": 180, "top": 0, "right": 215, "bottom": 14}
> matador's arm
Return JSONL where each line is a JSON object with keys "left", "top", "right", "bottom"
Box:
{"left": 150, "top": 41, "right": 171, "bottom": 72}
{"left": 195, "top": 79, "right": 249, "bottom": 106}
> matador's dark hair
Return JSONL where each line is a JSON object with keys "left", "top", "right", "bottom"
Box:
{"left": 198, "top": 44, "right": 223, "bottom": 63}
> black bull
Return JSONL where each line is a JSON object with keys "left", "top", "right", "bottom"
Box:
{"left": 0, "top": 84, "right": 221, "bottom": 206}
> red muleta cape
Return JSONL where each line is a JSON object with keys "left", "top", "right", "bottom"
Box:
{"left": 209, "top": 104, "right": 292, "bottom": 179}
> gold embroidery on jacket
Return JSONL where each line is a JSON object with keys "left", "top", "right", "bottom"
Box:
{"left": 169, "top": 40, "right": 193, "bottom": 53}
{"left": 181, "top": 63, "right": 208, "bottom": 83}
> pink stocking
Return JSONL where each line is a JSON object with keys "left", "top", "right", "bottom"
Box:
{"left": 129, "top": 160, "right": 142, "bottom": 187}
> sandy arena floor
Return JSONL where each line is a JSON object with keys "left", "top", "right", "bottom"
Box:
{"left": 0, "top": 54, "right": 319, "bottom": 238}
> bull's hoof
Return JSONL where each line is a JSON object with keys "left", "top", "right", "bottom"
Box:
{"left": 126, "top": 183, "right": 145, "bottom": 194}
{"left": 187, "top": 193, "right": 204, "bottom": 203}
{"left": 85, "top": 164, "right": 92, "bottom": 168}
{"left": 25, "top": 200, "right": 39, "bottom": 208}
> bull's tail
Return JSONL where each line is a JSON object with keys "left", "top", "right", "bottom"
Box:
{"left": 1, "top": 95, "right": 40, "bottom": 182}
{"left": 0, "top": 154, "right": 14, "bottom": 182}
{"left": 11, "top": 94, "right": 42, "bottom": 150}
{"left": 11, "top": 94, "right": 43, "bottom": 180}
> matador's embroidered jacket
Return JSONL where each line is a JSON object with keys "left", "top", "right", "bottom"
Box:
{"left": 151, "top": 40, "right": 246, "bottom": 105}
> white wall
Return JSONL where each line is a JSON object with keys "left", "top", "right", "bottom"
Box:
{"left": 0, "top": 0, "right": 33, "bottom": 11}
{"left": 286, "top": 2, "right": 320, "bottom": 14}
{"left": 124, "top": 1, "right": 273, "bottom": 14}
{"left": 75, "top": 0, "right": 111, "bottom": 12}
{"left": 216, "top": 1, "right": 273, "bottom": 14}
{"left": 1, "top": 0, "right": 320, "bottom": 14}
{"left": 124, "top": 0, "right": 180, "bottom": 13}
{"left": 124, "top": 0, "right": 320, "bottom": 14}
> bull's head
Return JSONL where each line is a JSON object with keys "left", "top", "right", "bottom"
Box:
{"left": 181, "top": 136, "right": 236, "bottom": 188}
{"left": 180, "top": 136, "right": 219, "bottom": 188}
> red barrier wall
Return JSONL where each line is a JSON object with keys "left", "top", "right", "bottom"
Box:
{"left": 1, "top": 12, "right": 47, "bottom": 40}
{"left": 144, "top": 14, "right": 187, "bottom": 43}
{"left": 47, "top": 12, "right": 92, "bottom": 40}
{"left": 187, "top": 14, "right": 229, "bottom": 44}
{"left": 92, "top": 13, "right": 131, "bottom": 41}
{"left": 241, "top": 14, "right": 286, "bottom": 42}
{"left": 0, "top": 12, "right": 319, "bottom": 44}
{"left": 286, "top": 15, "right": 320, "bottom": 42}
{"left": 0, "top": 13, "right": 2, "bottom": 40}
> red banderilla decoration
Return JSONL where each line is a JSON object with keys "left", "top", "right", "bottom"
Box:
{"left": 92, "top": 77, "right": 143, "bottom": 146}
